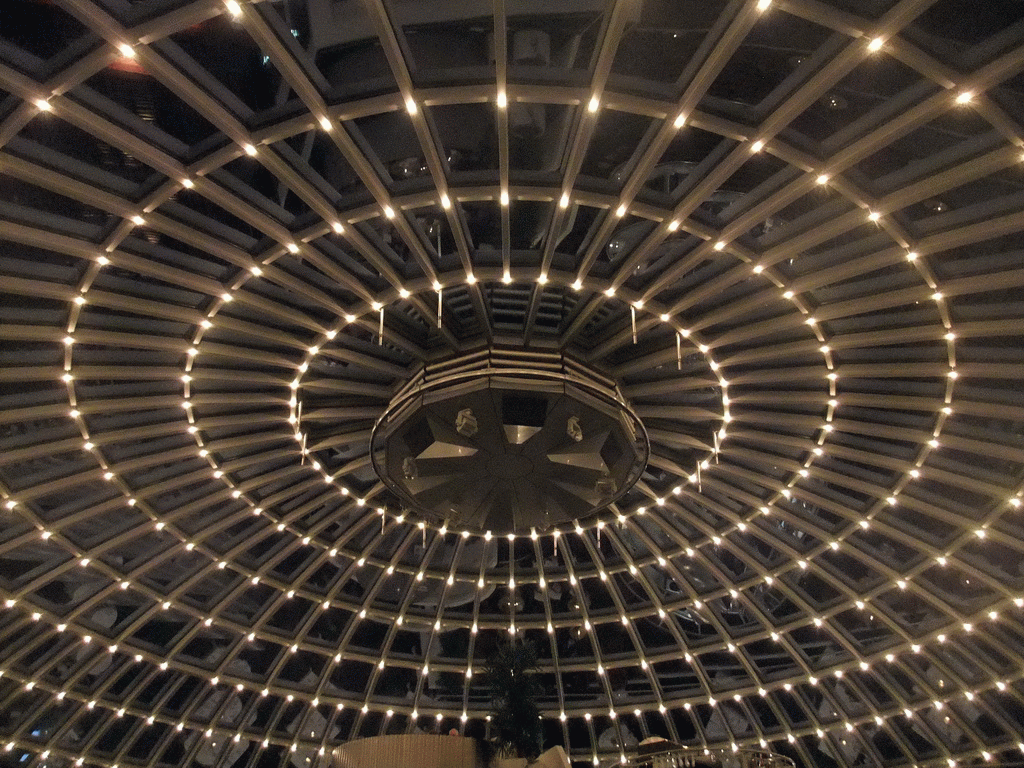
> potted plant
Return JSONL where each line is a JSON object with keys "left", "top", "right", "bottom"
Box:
{"left": 485, "top": 639, "right": 544, "bottom": 764}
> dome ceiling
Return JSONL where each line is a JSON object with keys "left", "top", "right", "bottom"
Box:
{"left": 2, "top": 0, "right": 1024, "bottom": 767}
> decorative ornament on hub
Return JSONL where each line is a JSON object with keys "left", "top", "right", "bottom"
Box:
{"left": 370, "top": 348, "right": 650, "bottom": 534}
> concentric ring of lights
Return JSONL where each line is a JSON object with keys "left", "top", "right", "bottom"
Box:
{"left": 46, "top": 190, "right": 984, "bottom": 723}
{"left": 58, "top": 194, "right": 959, "bottom": 564}
{"left": 10, "top": 242, "right": 1024, "bottom": 761}
{"left": 281, "top": 275, "right": 732, "bottom": 535}
{"left": 41, "top": 194, "right": 985, "bottom": 737}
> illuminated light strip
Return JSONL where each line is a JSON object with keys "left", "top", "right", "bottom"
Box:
{"left": 0, "top": 566, "right": 1019, "bottom": 738}
{"left": 61, "top": 264, "right": 958, "bottom": 663}
{"left": 90, "top": 186, "right": 958, "bottom": 593}
{"left": 284, "top": 279, "right": 732, "bottom": 538}
{"left": 665, "top": 244, "right": 966, "bottom": 639}
{"left": 29, "top": 39, "right": 991, "bottom": 651}
{"left": 14, "top": 37, "right": 1007, "bottom": 753}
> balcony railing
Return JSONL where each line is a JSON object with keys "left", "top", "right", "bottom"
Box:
{"left": 621, "top": 745, "right": 797, "bottom": 768}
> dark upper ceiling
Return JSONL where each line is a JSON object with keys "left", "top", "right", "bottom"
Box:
{"left": 2, "top": 0, "right": 1024, "bottom": 766}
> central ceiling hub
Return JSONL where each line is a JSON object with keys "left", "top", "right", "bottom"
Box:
{"left": 370, "top": 348, "right": 649, "bottom": 534}
{"left": 488, "top": 453, "right": 534, "bottom": 480}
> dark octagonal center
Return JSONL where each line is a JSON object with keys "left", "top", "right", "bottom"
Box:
{"left": 370, "top": 349, "right": 649, "bottom": 534}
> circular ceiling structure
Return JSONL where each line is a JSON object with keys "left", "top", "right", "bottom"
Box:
{"left": 369, "top": 348, "right": 650, "bottom": 533}
{"left": 1, "top": 1, "right": 1024, "bottom": 768}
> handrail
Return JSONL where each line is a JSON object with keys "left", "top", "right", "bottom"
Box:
{"left": 391, "top": 347, "right": 629, "bottom": 410}
{"left": 620, "top": 745, "right": 797, "bottom": 768}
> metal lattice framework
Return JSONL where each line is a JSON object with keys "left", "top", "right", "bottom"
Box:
{"left": 2, "top": 0, "right": 1024, "bottom": 767}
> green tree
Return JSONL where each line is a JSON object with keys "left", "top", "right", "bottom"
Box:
{"left": 485, "top": 639, "right": 544, "bottom": 762}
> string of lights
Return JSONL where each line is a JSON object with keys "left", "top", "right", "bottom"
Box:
{"left": 2, "top": 0, "right": 1024, "bottom": 767}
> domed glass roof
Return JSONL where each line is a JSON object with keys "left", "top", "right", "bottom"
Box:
{"left": 2, "top": 1, "right": 1024, "bottom": 767}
